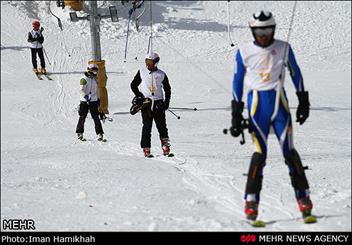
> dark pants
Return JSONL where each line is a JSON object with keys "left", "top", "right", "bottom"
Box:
{"left": 140, "top": 100, "right": 169, "bottom": 148}
{"left": 76, "top": 101, "right": 104, "bottom": 135}
{"left": 31, "top": 48, "right": 45, "bottom": 69}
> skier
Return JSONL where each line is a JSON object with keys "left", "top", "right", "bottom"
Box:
{"left": 130, "top": 52, "right": 172, "bottom": 157}
{"left": 230, "top": 11, "right": 313, "bottom": 222}
{"left": 27, "top": 19, "right": 46, "bottom": 75}
{"left": 76, "top": 63, "right": 105, "bottom": 141}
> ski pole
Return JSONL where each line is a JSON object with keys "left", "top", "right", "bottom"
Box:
{"left": 43, "top": 47, "right": 52, "bottom": 66}
{"left": 168, "top": 109, "right": 180, "bottom": 119}
{"left": 223, "top": 127, "right": 246, "bottom": 144}
{"left": 169, "top": 107, "right": 197, "bottom": 111}
{"left": 223, "top": 119, "right": 252, "bottom": 145}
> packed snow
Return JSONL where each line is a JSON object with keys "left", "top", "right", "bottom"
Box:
{"left": 1, "top": 1, "right": 351, "bottom": 231}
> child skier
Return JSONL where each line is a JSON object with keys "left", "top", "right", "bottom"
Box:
{"left": 27, "top": 19, "right": 46, "bottom": 75}
{"left": 230, "top": 11, "right": 314, "bottom": 223}
{"left": 76, "top": 63, "right": 105, "bottom": 142}
{"left": 130, "top": 52, "right": 172, "bottom": 157}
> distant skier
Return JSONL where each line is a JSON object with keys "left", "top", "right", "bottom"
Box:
{"left": 230, "top": 11, "right": 313, "bottom": 222}
{"left": 130, "top": 52, "right": 172, "bottom": 157}
{"left": 27, "top": 19, "right": 46, "bottom": 75}
{"left": 76, "top": 63, "right": 105, "bottom": 142}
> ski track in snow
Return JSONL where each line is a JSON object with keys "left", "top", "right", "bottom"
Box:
{"left": 1, "top": 1, "right": 351, "bottom": 231}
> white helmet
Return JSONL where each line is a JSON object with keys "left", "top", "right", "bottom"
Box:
{"left": 88, "top": 63, "right": 98, "bottom": 70}
{"left": 87, "top": 63, "right": 98, "bottom": 75}
{"left": 145, "top": 52, "right": 160, "bottom": 64}
{"left": 249, "top": 11, "right": 276, "bottom": 28}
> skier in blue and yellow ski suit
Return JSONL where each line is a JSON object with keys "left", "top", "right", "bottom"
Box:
{"left": 230, "top": 11, "right": 313, "bottom": 221}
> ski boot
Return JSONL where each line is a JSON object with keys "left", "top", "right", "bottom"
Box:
{"left": 298, "top": 197, "right": 313, "bottom": 218}
{"left": 97, "top": 133, "right": 106, "bottom": 142}
{"left": 77, "top": 133, "right": 86, "bottom": 141}
{"left": 143, "top": 148, "right": 153, "bottom": 158}
{"left": 33, "top": 68, "right": 39, "bottom": 74}
{"left": 161, "top": 138, "right": 171, "bottom": 156}
{"left": 41, "top": 67, "right": 47, "bottom": 75}
{"left": 297, "top": 197, "right": 317, "bottom": 223}
{"left": 245, "top": 201, "right": 258, "bottom": 221}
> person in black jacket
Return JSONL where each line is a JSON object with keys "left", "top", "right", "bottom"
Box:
{"left": 130, "top": 52, "right": 172, "bottom": 157}
{"left": 27, "top": 19, "right": 46, "bottom": 74}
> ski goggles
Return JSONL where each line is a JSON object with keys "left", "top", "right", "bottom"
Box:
{"left": 252, "top": 27, "right": 275, "bottom": 36}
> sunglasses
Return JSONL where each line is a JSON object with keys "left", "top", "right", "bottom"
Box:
{"left": 252, "top": 27, "right": 275, "bottom": 36}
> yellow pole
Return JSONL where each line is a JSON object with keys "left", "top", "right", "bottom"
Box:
{"left": 88, "top": 60, "right": 109, "bottom": 114}
{"left": 64, "top": 0, "right": 84, "bottom": 11}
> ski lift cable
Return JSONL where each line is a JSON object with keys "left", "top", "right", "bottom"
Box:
{"left": 271, "top": 1, "right": 298, "bottom": 121}
{"left": 226, "top": 0, "right": 234, "bottom": 47}
{"left": 156, "top": 37, "right": 230, "bottom": 95}
{"left": 123, "top": 1, "right": 146, "bottom": 61}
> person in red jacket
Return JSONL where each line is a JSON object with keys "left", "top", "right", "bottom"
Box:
{"left": 27, "top": 19, "right": 46, "bottom": 74}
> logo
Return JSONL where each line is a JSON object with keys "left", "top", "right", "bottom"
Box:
{"left": 2, "top": 219, "right": 35, "bottom": 230}
{"left": 241, "top": 234, "right": 256, "bottom": 243}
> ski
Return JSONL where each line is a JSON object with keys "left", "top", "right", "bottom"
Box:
{"left": 247, "top": 220, "right": 266, "bottom": 228}
{"left": 98, "top": 138, "right": 107, "bottom": 142}
{"left": 303, "top": 215, "right": 317, "bottom": 224}
{"left": 244, "top": 215, "right": 317, "bottom": 227}
{"left": 78, "top": 138, "right": 87, "bottom": 142}
{"left": 42, "top": 74, "right": 53, "bottom": 80}
{"left": 165, "top": 153, "right": 174, "bottom": 157}
{"left": 101, "top": 116, "right": 113, "bottom": 123}
{"left": 145, "top": 154, "right": 154, "bottom": 158}
{"left": 35, "top": 72, "right": 43, "bottom": 80}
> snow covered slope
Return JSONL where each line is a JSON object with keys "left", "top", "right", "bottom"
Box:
{"left": 1, "top": 1, "right": 351, "bottom": 231}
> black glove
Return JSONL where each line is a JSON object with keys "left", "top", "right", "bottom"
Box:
{"left": 230, "top": 100, "right": 244, "bottom": 137}
{"left": 296, "top": 91, "right": 310, "bottom": 125}
{"left": 40, "top": 27, "right": 44, "bottom": 33}
{"left": 164, "top": 99, "right": 170, "bottom": 111}
{"left": 135, "top": 92, "right": 144, "bottom": 102}
{"left": 135, "top": 97, "right": 144, "bottom": 106}
{"left": 84, "top": 95, "right": 91, "bottom": 103}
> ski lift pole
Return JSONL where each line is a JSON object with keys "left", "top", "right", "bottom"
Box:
{"left": 147, "top": 36, "right": 152, "bottom": 54}
{"left": 124, "top": 13, "right": 132, "bottom": 61}
{"left": 89, "top": 0, "right": 102, "bottom": 61}
{"left": 227, "top": 0, "right": 234, "bottom": 47}
{"left": 49, "top": 0, "right": 63, "bottom": 31}
{"left": 147, "top": 0, "right": 153, "bottom": 53}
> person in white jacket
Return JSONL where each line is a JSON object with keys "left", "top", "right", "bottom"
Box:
{"left": 130, "top": 52, "right": 172, "bottom": 157}
{"left": 76, "top": 64, "right": 104, "bottom": 141}
{"left": 27, "top": 19, "right": 46, "bottom": 74}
